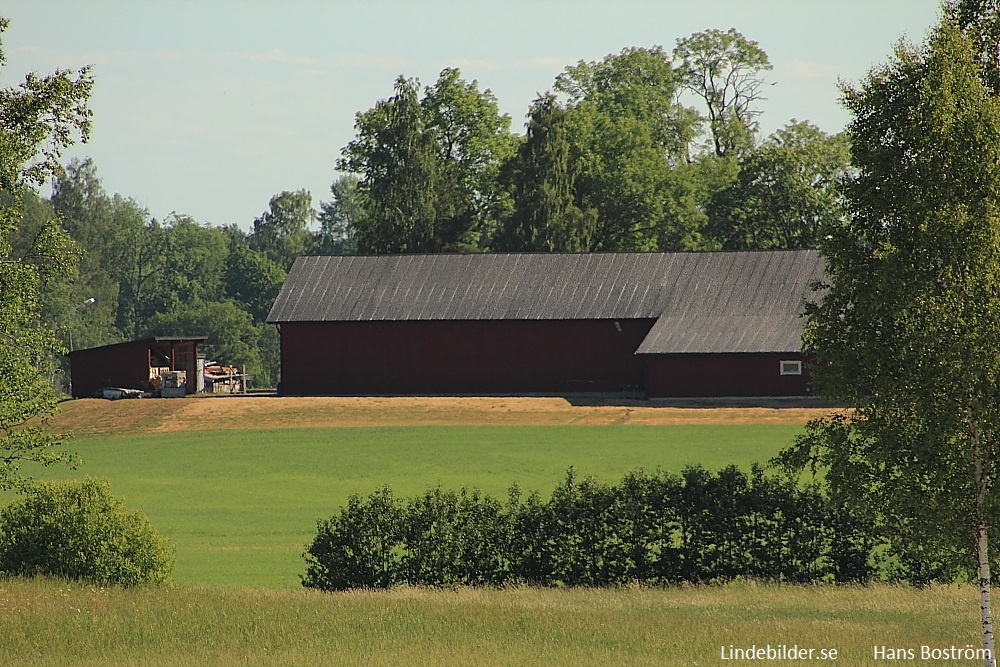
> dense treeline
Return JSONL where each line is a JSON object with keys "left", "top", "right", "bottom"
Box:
{"left": 14, "top": 28, "right": 848, "bottom": 390}
{"left": 334, "top": 31, "right": 849, "bottom": 255}
{"left": 7, "top": 165, "right": 292, "bottom": 389}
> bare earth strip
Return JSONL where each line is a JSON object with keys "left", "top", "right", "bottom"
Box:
{"left": 52, "top": 396, "right": 843, "bottom": 438}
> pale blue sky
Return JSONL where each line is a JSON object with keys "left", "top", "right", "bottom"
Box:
{"left": 4, "top": 1, "right": 943, "bottom": 229}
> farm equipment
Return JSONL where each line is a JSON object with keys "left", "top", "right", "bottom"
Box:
{"left": 157, "top": 370, "right": 188, "bottom": 398}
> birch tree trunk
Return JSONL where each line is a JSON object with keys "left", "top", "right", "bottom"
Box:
{"left": 978, "top": 519, "right": 995, "bottom": 667}
{"left": 974, "top": 419, "right": 995, "bottom": 667}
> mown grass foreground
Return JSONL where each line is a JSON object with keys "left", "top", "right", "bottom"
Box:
{"left": 0, "top": 579, "right": 985, "bottom": 666}
{"left": 31, "top": 423, "right": 801, "bottom": 588}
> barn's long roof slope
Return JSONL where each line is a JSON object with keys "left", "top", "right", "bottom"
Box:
{"left": 267, "top": 250, "right": 823, "bottom": 354}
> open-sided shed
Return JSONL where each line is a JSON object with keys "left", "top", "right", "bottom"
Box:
{"left": 67, "top": 336, "right": 207, "bottom": 398}
{"left": 266, "top": 250, "right": 823, "bottom": 398}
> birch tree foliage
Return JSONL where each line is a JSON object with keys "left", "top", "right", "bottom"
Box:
{"left": 947, "top": 0, "right": 1000, "bottom": 94}
{"left": 0, "top": 17, "right": 91, "bottom": 490}
{"left": 775, "top": 21, "right": 1000, "bottom": 662}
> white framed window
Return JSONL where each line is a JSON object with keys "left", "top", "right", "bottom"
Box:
{"left": 779, "top": 360, "right": 803, "bottom": 376}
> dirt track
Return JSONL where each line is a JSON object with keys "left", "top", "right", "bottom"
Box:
{"left": 50, "top": 396, "right": 843, "bottom": 438}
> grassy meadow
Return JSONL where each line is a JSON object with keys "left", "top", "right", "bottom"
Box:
{"left": 29, "top": 422, "right": 803, "bottom": 587}
{"left": 1, "top": 578, "right": 987, "bottom": 666}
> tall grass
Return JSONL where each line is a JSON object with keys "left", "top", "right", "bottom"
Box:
{"left": 0, "top": 578, "right": 984, "bottom": 666}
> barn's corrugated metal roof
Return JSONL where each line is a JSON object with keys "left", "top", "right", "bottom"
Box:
{"left": 266, "top": 250, "right": 823, "bottom": 354}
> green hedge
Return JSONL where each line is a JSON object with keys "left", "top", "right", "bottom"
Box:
{"left": 302, "top": 464, "right": 879, "bottom": 590}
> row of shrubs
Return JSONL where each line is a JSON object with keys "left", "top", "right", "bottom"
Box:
{"left": 302, "top": 465, "right": 888, "bottom": 591}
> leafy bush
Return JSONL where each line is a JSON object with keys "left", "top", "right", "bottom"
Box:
{"left": 301, "top": 486, "right": 404, "bottom": 590}
{"left": 401, "top": 486, "right": 514, "bottom": 587}
{"left": 513, "top": 469, "right": 629, "bottom": 586}
{"left": 0, "top": 478, "right": 173, "bottom": 587}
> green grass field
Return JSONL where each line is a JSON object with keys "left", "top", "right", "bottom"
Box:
{"left": 31, "top": 423, "right": 802, "bottom": 588}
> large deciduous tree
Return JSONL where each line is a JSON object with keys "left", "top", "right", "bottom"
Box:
{"left": 224, "top": 244, "right": 286, "bottom": 323}
{"left": 673, "top": 28, "right": 772, "bottom": 158}
{"left": 555, "top": 45, "right": 700, "bottom": 160}
{"left": 316, "top": 175, "right": 361, "bottom": 255}
{"left": 553, "top": 47, "right": 709, "bottom": 251}
{"left": 49, "top": 159, "right": 169, "bottom": 344}
{"left": 0, "top": 16, "right": 91, "bottom": 490}
{"left": 421, "top": 68, "right": 516, "bottom": 251}
{"left": 249, "top": 189, "right": 316, "bottom": 270}
{"left": 562, "top": 104, "right": 671, "bottom": 251}
{"left": 778, "top": 21, "right": 1000, "bottom": 663}
{"left": 113, "top": 211, "right": 164, "bottom": 341}
{"left": 338, "top": 70, "right": 515, "bottom": 254}
{"left": 707, "top": 120, "right": 850, "bottom": 250}
{"left": 339, "top": 76, "right": 437, "bottom": 254}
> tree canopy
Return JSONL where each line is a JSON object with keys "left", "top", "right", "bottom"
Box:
{"left": 707, "top": 120, "right": 849, "bottom": 249}
{"left": 249, "top": 189, "right": 316, "bottom": 271}
{"left": 673, "top": 28, "right": 773, "bottom": 158}
{"left": 328, "top": 30, "right": 794, "bottom": 255}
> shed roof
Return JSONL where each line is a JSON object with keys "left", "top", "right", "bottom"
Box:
{"left": 266, "top": 250, "right": 823, "bottom": 354}
{"left": 67, "top": 336, "right": 209, "bottom": 357}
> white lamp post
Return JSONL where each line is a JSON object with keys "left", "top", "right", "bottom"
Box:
{"left": 68, "top": 297, "right": 96, "bottom": 352}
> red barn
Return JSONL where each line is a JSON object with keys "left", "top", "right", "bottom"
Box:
{"left": 266, "top": 250, "right": 823, "bottom": 398}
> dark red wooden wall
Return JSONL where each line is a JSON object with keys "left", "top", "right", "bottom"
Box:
{"left": 69, "top": 341, "right": 151, "bottom": 398}
{"left": 278, "top": 319, "right": 656, "bottom": 396}
{"left": 643, "top": 353, "right": 811, "bottom": 397}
